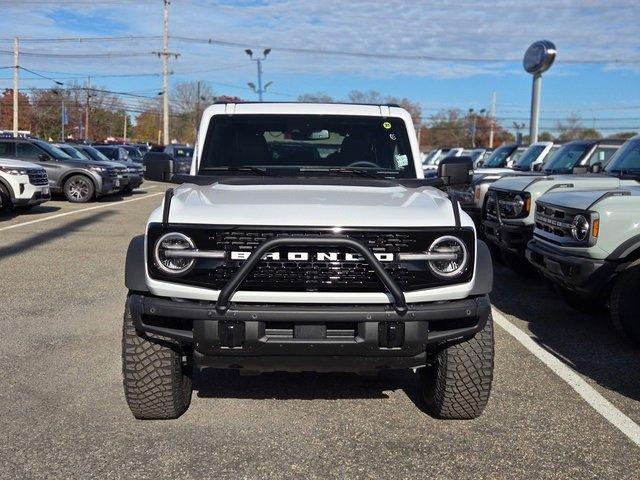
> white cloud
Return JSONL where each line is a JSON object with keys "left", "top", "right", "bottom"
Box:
{"left": 0, "top": 0, "right": 638, "bottom": 84}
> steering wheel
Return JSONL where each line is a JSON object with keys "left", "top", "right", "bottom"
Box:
{"left": 347, "top": 161, "right": 379, "bottom": 168}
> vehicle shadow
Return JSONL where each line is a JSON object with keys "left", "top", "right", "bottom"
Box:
{"left": 0, "top": 211, "right": 114, "bottom": 259}
{"left": 491, "top": 263, "right": 640, "bottom": 402}
{"left": 196, "top": 368, "right": 427, "bottom": 406}
{"left": 0, "top": 205, "right": 61, "bottom": 221}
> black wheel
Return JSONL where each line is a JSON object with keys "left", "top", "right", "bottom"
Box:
{"left": 0, "top": 183, "right": 13, "bottom": 212}
{"left": 122, "top": 186, "right": 133, "bottom": 194}
{"left": 63, "top": 175, "right": 95, "bottom": 203}
{"left": 421, "top": 314, "right": 494, "bottom": 419}
{"left": 502, "top": 249, "right": 537, "bottom": 277}
{"left": 122, "top": 301, "right": 192, "bottom": 419}
{"left": 610, "top": 266, "right": 640, "bottom": 346}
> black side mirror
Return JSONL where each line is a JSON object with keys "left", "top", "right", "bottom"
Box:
{"left": 590, "top": 162, "right": 602, "bottom": 174}
{"left": 38, "top": 153, "right": 51, "bottom": 161}
{"left": 438, "top": 156, "right": 473, "bottom": 186}
{"left": 532, "top": 163, "right": 542, "bottom": 172}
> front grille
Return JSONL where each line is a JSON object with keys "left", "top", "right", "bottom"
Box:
{"left": 26, "top": 168, "right": 48, "bottom": 186}
{"left": 534, "top": 203, "right": 574, "bottom": 238}
{"left": 483, "top": 189, "right": 524, "bottom": 220}
{"left": 147, "top": 225, "right": 475, "bottom": 293}
{"left": 105, "top": 167, "right": 118, "bottom": 181}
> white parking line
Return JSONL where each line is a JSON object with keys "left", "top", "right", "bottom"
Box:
{"left": 0, "top": 192, "right": 163, "bottom": 232}
{"left": 493, "top": 308, "right": 640, "bottom": 448}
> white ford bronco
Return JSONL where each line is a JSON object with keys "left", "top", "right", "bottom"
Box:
{"left": 122, "top": 103, "right": 494, "bottom": 420}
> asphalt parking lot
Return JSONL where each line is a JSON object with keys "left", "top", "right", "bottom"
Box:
{"left": 1, "top": 180, "right": 639, "bottom": 480}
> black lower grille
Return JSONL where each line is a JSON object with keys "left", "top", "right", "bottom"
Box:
{"left": 27, "top": 169, "right": 48, "bottom": 186}
{"left": 210, "top": 261, "right": 420, "bottom": 292}
{"left": 147, "top": 224, "right": 475, "bottom": 292}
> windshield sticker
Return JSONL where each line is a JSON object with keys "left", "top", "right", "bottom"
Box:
{"left": 383, "top": 121, "right": 392, "bottom": 129}
{"left": 395, "top": 154, "right": 409, "bottom": 168}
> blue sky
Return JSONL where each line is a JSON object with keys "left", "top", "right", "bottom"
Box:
{"left": 0, "top": 0, "right": 639, "bottom": 134}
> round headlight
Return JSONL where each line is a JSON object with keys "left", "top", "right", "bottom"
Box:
{"left": 571, "top": 215, "right": 590, "bottom": 242}
{"left": 428, "top": 236, "right": 469, "bottom": 279}
{"left": 512, "top": 194, "right": 524, "bottom": 216}
{"left": 154, "top": 232, "right": 196, "bottom": 275}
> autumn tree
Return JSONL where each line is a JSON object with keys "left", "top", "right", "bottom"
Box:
{"left": 0, "top": 89, "right": 32, "bottom": 131}
{"left": 297, "top": 92, "right": 334, "bottom": 103}
{"left": 555, "top": 114, "right": 602, "bottom": 142}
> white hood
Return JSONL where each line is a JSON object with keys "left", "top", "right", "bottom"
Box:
{"left": 0, "top": 157, "right": 42, "bottom": 169}
{"left": 160, "top": 182, "right": 464, "bottom": 228}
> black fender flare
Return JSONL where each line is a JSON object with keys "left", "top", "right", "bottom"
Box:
{"left": 470, "top": 239, "right": 494, "bottom": 295}
{"left": 607, "top": 234, "right": 640, "bottom": 262}
{"left": 125, "top": 235, "right": 149, "bottom": 292}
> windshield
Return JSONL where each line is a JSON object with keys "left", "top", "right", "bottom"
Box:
{"left": 513, "top": 145, "right": 546, "bottom": 170}
{"left": 605, "top": 138, "right": 640, "bottom": 174}
{"left": 469, "top": 149, "right": 484, "bottom": 161}
{"left": 79, "top": 146, "right": 111, "bottom": 163}
{"left": 481, "top": 144, "right": 517, "bottom": 168}
{"left": 200, "top": 114, "right": 417, "bottom": 178}
{"left": 33, "top": 140, "right": 72, "bottom": 159}
{"left": 423, "top": 150, "right": 438, "bottom": 165}
{"left": 543, "top": 142, "right": 593, "bottom": 174}
{"left": 123, "top": 146, "right": 142, "bottom": 157}
{"left": 59, "top": 146, "right": 88, "bottom": 160}
{"left": 95, "top": 147, "right": 118, "bottom": 160}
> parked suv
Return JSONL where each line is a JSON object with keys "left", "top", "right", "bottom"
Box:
{"left": 449, "top": 142, "right": 555, "bottom": 226}
{"left": 527, "top": 186, "right": 640, "bottom": 346}
{"left": 0, "top": 138, "right": 118, "bottom": 203}
{"left": 122, "top": 103, "right": 495, "bottom": 420}
{"left": 481, "top": 138, "right": 624, "bottom": 268}
{"left": 0, "top": 156, "right": 50, "bottom": 211}
{"left": 70, "top": 144, "right": 144, "bottom": 194}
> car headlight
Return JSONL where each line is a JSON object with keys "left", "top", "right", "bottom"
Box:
{"left": 427, "top": 236, "right": 469, "bottom": 279}
{"left": 0, "top": 166, "right": 28, "bottom": 175}
{"left": 571, "top": 215, "right": 590, "bottom": 242}
{"left": 512, "top": 194, "right": 525, "bottom": 216}
{"left": 87, "top": 165, "right": 107, "bottom": 172}
{"left": 153, "top": 232, "right": 196, "bottom": 275}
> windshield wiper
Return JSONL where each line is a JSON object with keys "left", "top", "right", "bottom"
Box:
{"left": 200, "top": 166, "right": 269, "bottom": 176}
{"left": 299, "top": 167, "right": 391, "bottom": 179}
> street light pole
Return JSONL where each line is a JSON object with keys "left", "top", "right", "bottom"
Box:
{"left": 245, "top": 48, "right": 272, "bottom": 101}
{"left": 13, "top": 37, "right": 19, "bottom": 137}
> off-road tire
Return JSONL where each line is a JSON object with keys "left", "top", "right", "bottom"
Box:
{"left": 63, "top": 174, "right": 95, "bottom": 203}
{"left": 122, "top": 186, "right": 134, "bottom": 194}
{"left": 421, "top": 314, "right": 494, "bottom": 419}
{"left": 610, "top": 266, "right": 640, "bottom": 346}
{"left": 0, "top": 183, "right": 13, "bottom": 212}
{"left": 554, "top": 284, "right": 604, "bottom": 314}
{"left": 122, "top": 302, "right": 192, "bottom": 419}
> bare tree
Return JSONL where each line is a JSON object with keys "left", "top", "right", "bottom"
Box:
{"left": 297, "top": 92, "right": 334, "bottom": 103}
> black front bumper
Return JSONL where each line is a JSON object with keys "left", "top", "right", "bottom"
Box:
{"left": 127, "top": 294, "right": 491, "bottom": 372}
{"left": 526, "top": 239, "right": 616, "bottom": 297}
{"left": 482, "top": 218, "right": 534, "bottom": 252}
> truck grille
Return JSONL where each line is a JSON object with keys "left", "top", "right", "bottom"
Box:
{"left": 147, "top": 225, "right": 475, "bottom": 293}
{"left": 106, "top": 167, "right": 118, "bottom": 181}
{"left": 27, "top": 168, "right": 48, "bottom": 186}
{"left": 483, "top": 189, "right": 522, "bottom": 220}
{"left": 534, "top": 203, "right": 573, "bottom": 238}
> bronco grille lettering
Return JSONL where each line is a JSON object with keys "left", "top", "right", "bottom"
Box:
{"left": 230, "top": 251, "right": 395, "bottom": 262}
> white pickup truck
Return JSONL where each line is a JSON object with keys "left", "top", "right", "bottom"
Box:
{"left": 122, "top": 102, "right": 494, "bottom": 420}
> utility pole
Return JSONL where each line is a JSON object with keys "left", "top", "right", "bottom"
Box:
{"left": 196, "top": 80, "right": 201, "bottom": 121}
{"left": 13, "top": 37, "right": 19, "bottom": 137}
{"left": 162, "top": 0, "right": 170, "bottom": 145}
{"left": 245, "top": 48, "right": 272, "bottom": 101}
{"left": 85, "top": 76, "right": 91, "bottom": 140}
{"left": 123, "top": 112, "right": 128, "bottom": 141}
{"left": 489, "top": 91, "right": 496, "bottom": 148}
{"left": 61, "top": 100, "right": 65, "bottom": 141}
